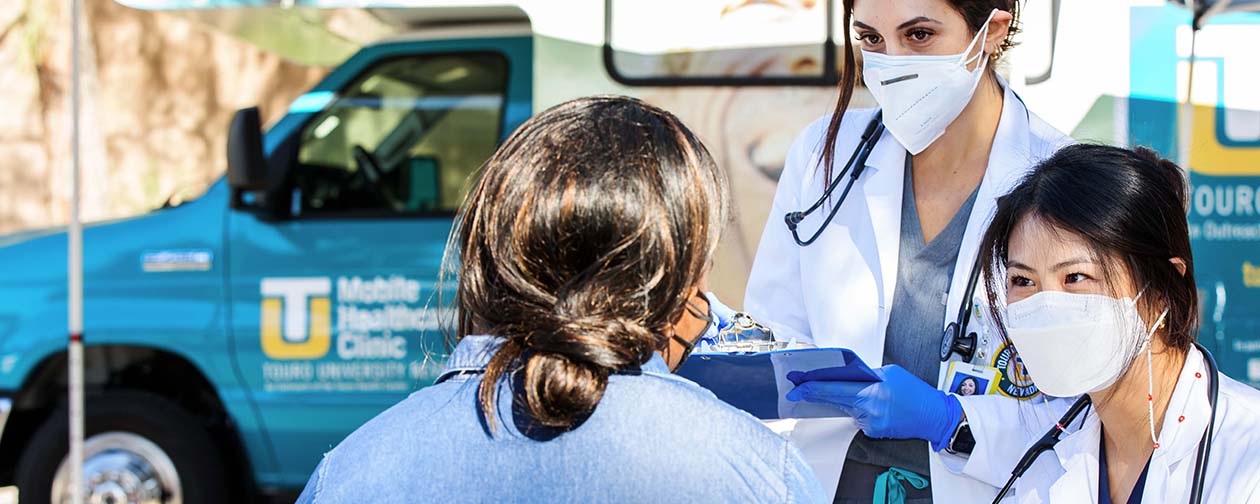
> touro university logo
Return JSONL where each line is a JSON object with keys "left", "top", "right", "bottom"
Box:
{"left": 993, "top": 342, "right": 1040, "bottom": 400}
{"left": 258, "top": 275, "right": 448, "bottom": 393}
{"left": 260, "top": 277, "right": 333, "bottom": 360}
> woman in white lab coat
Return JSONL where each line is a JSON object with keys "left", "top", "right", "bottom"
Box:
{"left": 742, "top": 0, "right": 1072, "bottom": 502}
{"left": 966, "top": 144, "right": 1260, "bottom": 503}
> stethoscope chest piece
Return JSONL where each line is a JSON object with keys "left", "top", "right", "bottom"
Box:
{"left": 940, "top": 321, "right": 977, "bottom": 362}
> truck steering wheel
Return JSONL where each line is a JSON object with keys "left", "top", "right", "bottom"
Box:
{"left": 351, "top": 145, "right": 404, "bottom": 211}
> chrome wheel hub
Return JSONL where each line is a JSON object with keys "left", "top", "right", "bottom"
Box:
{"left": 50, "top": 432, "right": 182, "bottom": 504}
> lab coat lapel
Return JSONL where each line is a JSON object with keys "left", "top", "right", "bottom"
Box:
{"left": 860, "top": 126, "right": 907, "bottom": 367}
{"left": 1147, "top": 346, "right": 1213, "bottom": 501}
{"left": 1047, "top": 413, "right": 1103, "bottom": 503}
{"left": 1038, "top": 348, "right": 1213, "bottom": 504}
{"left": 941, "top": 84, "right": 1033, "bottom": 340}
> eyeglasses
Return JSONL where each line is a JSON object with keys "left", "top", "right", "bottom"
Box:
{"left": 672, "top": 294, "right": 713, "bottom": 366}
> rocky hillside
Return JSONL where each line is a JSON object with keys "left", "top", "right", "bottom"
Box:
{"left": 0, "top": 0, "right": 329, "bottom": 234}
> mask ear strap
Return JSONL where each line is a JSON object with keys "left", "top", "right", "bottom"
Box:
{"left": 1143, "top": 306, "right": 1171, "bottom": 450}
{"left": 961, "top": 9, "right": 1000, "bottom": 66}
{"left": 1145, "top": 308, "right": 1170, "bottom": 340}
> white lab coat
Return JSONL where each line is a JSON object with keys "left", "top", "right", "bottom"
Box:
{"left": 984, "top": 345, "right": 1260, "bottom": 503}
{"left": 744, "top": 82, "right": 1072, "bottom": 502}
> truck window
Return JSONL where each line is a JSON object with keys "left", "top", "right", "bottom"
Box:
{"left": 605, "top": 0, "right": 837, "bottom": 86}
{"left": 295, "top": 52, "right": 508, "bottom": 215}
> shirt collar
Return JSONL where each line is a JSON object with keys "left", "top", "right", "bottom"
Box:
{"left": 1050, "top": 346, "right": 1213, "bottom": 470}
{"left": 1152, "top": 345, "right": 1212, "bottom": 464}
{"left": 436, "top": 335, "right": 503, "bottom": 382}
{"left": 436, "top": 335, "right": 673, "bottom": 382}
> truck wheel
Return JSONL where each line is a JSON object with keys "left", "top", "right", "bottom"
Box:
{"left": 14, "top": 390, "right": 230, "bottom": 504}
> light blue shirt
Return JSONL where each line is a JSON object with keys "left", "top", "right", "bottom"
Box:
{"left": 297, "top": 335, "right": 826, "bottom": 503}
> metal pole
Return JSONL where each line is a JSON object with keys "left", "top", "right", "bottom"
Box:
{"left": 68, "top": 0, "right": 86, "bottom": 502}
{"left": 1178, "top": 10, "right": 1199, "bottom": 170}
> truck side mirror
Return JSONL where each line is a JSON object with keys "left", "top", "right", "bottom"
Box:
{"left": 227, "top": 107, "right": 269, "bottom": 191}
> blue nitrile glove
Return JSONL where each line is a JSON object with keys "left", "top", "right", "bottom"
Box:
{"left": 785, "top": 364, "right": 963, "bottom": 451}
{"left": 699, "top": 292, "right": 736, "bottom": 346}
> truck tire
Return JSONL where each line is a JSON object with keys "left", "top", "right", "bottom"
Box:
{"left": 14, "top": 390, "right": 231, "bottom": 504}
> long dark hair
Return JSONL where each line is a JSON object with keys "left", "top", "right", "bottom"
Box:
{"left": 978, "top": 144, "right": 1199, "bottom": 354}
{"left": 449, "top": 96, "right": 729, "bottom": 432}
{"left": 818, "top": 0, "right": 1021, "bottom": 183}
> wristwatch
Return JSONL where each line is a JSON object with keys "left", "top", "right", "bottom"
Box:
{"left": 945, "top": 418, "right": 975, "bottom": 455}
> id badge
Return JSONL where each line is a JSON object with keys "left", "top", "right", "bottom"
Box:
{"left": 943, "top": 361, "right": 1000, "bottom": 397}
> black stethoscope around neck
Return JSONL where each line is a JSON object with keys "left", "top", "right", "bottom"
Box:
{"left": 784, "top": 111, "right": 885, "bottom": 247}
{"left": 783, "top": 91, "right": 1030, "bottom": 248}
{"left": 784, "top": 100, "right": 1218, "bottom": 502}
{"left": 992, "top": 342, "right": 1220, "bottom": 504}
{"left": 779, "top": 109, "right": 985, "bottom": 363}
{"left": 940, "top": 254, "right": 984, "bottom": 363}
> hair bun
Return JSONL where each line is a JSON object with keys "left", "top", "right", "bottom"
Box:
{"left": 523, "top": 311, "right": 655, "bottom": 370}
{"left": 510, "top": 312, "right": 656, "bottom": 429}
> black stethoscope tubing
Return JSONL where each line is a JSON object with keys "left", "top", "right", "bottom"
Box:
{"left": 783, "top": 95, "right": 1218, "bottom": 500}
{"left": 784, "top": 111, "right": 884, "bottom": 247}
{"left": 991, "top": 342, "right": 1220, "bottom": 503}
{"left": 779, "top": 108, "right": 984, "bottom": 360}
{"left": 940, "top": 254, "right": 983, "bottom": 363}
{"left": 783, "top": 92, "right": 1034, "bottom": 360}
{"left": 777, "top": 108, "right": 984, "bottom": 361}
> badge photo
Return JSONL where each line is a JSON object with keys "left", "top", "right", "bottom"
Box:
{"left": 944, "top": 361, "right": 1000, "bottom": 397}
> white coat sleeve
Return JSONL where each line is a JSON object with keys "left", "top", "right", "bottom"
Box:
{"left": 743, "top": 119, "right": 826, "bottom": 346}
{"left": 939, "top": 394, "right": 1077, "bottom": 488}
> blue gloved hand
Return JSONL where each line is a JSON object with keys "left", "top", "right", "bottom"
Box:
{"left": 785, "top": 364, "right": 963, "bottom": 451}
{"left": 699, "top": 292, "right": 736, "bottom": 345}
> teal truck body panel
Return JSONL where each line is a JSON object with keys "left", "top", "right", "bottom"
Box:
{"left": 0, "top": 34, "right": 532, "bottom": 490}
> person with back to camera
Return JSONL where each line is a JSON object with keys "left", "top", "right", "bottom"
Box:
{"left": 294, "top": 96, "right": 826, "bottom": 503}
{"left": 971, "top": 144, "right": 1260, "bottom": 502}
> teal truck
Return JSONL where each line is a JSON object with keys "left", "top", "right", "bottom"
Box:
{"left": 0, "top": 1, "right": 1257, "bottom": 502}
{"left": 0, "top": 13, "right": 534, "bottom": 502}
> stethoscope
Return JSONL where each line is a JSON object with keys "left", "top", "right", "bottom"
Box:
{"left": 777, "top": 109, "right": 986, "bottom": 362}
{"left": 940, "top": 254, "right": 984, "bottom": 363}
{"left": 992, "top": 341, "right": 1220, "bottom": 503}
{"left": 781, "top": 97, "right": 1217, "bottom": 502}
{"left": 784, "top": 111, "right": 885, "bottom": 246}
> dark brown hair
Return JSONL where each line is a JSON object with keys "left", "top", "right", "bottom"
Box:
{"left": 449, "top": 96, "right": 728, "bottom": 432}
{"left": 819, "top": 0, "right": 1021, "bottom": 182}
{"left": 978, "top": 144, "right": 1199, "bottom": 354}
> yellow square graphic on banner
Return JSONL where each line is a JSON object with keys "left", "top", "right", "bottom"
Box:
{"left": 261, "top": 297, "right": 332, "bottom": 360}
{"left": 1245, "top": 262, "right": 1260, "bottom": 288}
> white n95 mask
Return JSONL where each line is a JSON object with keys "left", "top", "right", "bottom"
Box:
{"left": 1004, "top": 290, "right": 1166, "bottom": 398}
{"left": 860, "top": 9, "right": 997, "bottom": 155}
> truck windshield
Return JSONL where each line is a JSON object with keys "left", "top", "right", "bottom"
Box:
{"left": 294, "top": 52, "right": 508, "bottom": 215}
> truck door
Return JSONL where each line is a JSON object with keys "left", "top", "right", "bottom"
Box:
{"left": 227, "top": 38, "right": 531, "bottom": 486}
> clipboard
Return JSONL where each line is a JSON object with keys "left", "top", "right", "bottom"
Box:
{"left": 676, "top": 347, "right": 881, "bottom": 420}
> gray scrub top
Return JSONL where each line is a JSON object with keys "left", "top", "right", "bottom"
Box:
{"left": 842, "top": 155, "right": 980, "bottom": 486}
